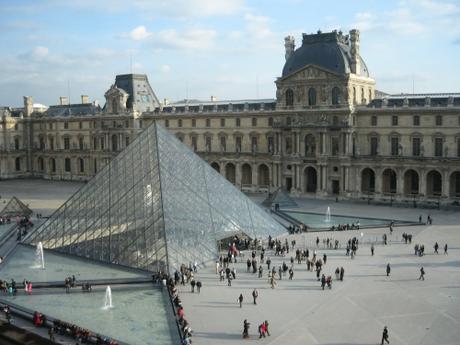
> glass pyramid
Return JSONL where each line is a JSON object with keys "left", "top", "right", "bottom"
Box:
{"left": 24, "top": 122, "right": 285, "bottom": 273}
{"left": 1, "top": 196, "right": 33, "bottom": 217}
{"left": 262, "top": 188, "right": 297, "bottom": 208}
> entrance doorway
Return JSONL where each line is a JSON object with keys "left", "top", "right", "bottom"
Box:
{"left": 332, "top": 180, "right": 340, "bottom": 194}
{"left": 285, "top": 177, "right": 292, "bottom": 192}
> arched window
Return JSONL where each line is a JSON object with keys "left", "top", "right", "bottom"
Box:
{"left": 286, "top": 89, "right": 294, "bottom": 106}
{"left": 111, "top": 134, "right": 118, "bottom": 151}
{"left": 50, "top": 158, "right": 56, "bottom": 173}
{"left": 332, "top": 87, "right": 340, "bottom": 105}
{"left": 79, "top": 158, "right": 85, "bottom": 173}
{"left": 112, "top": 99, "right": 118, "bottom": 113}
{"left": 15, "top": 157, "right": 21, "bottom": 171}
{"left": 38, "top": 157, "right": 44, "bottom": 171}
{"left": 308, "top": 88, "right": 317, "bottom": 106}
{"left": 65, "top": 158, "right": 71, "bottom": 172}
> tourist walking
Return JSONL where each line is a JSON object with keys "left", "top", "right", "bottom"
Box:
{"left": 419, "top": 267, "right": 425, "bottom": 280}
{"left": 434, "top": 242, "right": 439, "bottom": 254}
{"left": 196, "top": 280, "right": 202, "bottom": 293}
{"left": 238, "top": 293, "right": 244, "bottom": 308}
{"left": 3, "top": 305, "right": 11, "bottom": 324}
{"left": 190, "top": 278, "right": 196, "bottom": 293}
{"left": 264, "top": 320, "right": 270, "bottom": 336}
{"left": 444, "top": 243, "right": 448, "bottom": 255}
{"left": 381, "top": 326, "right": 390, "bottom": 344}
{"left": 340, "top": 267, "right": 344, "bottom": 281}
{"left": 243, "top": 319, "right": 250, "bottom": 339}
{"left": 252, "top": 289, "right": 258, "bottom": 305}
{"left": 371, "top": 244, "right": 375, "bottom": 256}
{"left": 386, "top": 263, "right": 391, "bottom": 276}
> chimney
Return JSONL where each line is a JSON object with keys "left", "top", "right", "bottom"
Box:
{"left": 59, "top": 96, "right": 69, "bottom": 106}
{"left": 23, "top": 96, "right": 33, "bottom": 117}
{"left": 349, "top": 29, "right": 360, "bottom": 75}
{"left": 284, "top": 36, "right": 295, "bottom": 61}
{"left": 211, "top": 96, "right": 217, "bottom": 102}
{"left": 81, "top": 95, "right": 89, "bottom": 104}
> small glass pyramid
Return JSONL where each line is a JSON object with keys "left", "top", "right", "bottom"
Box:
{"left": 25, "top": 122, "right": 285, "bottom": 273}
{"left": 0, "top": 196, "right": 33, "bottom": 217}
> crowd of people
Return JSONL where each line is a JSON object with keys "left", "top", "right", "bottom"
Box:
{"left": 0, "top": 278, "right": 33, "bottom": 296}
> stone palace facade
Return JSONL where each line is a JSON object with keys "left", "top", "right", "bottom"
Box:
{"left": 1, "top": 29, "right": 460, "bottom": 206}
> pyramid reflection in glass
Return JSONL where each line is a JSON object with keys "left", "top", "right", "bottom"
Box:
{"left": 25, "top": 122, "right": 284, "bottom": 273}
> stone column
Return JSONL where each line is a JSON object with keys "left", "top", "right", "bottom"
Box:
{"left": 419, "top": 169, "right": 426, "bottom": 198}
{"left": 442, "top": 169, "right": 450, "bottom": 198}
{"left": 236, "top": 162, "right": 242, "bottom": 188}
{"left": 397, "top": 169, "right": 404, "bottom": 196}
{"left": 252, "top": 164, "right": 258, "bottom": 191}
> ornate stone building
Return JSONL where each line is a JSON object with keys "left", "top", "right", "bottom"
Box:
{"left": 1, "top": 30, "right": 459, "bottom": 206}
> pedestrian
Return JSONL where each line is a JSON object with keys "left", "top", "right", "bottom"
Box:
{"left": 264, "top": 320, "right": 270, "bottom": 336}
{"left": 190, "top": 279, "right": 196, "bottom": 293}
{"left": 321, "top": 274, "right": 326, "bottom": 290}
{"left": 335, "top": 267, "right": 340, "bottom": 280}
{"left": 323, "top": 253, "right": 327, "bottom": 265}
{"left": 196, "top": 280, "right": 202, "bottom": 293}
{"left": 386, "top": 263, "right": 391, "bottom": 277}
{"left": 258, "top": 265, "right": 263, "bottom": 278}
{"left": 288, "top": 268, "right": 294, "bottom": 280}
{"left": 252, "top": 289, "right": 258, "bottom": 305}
{"left": 340, "top": 267, "right": 344, "bottom": 281}
{"left": 227, "top": 275, "right": 232, "bottom": 286}
{"left": 434, "top": 242, "right": 439, "bottom": 254}
{"left": 48, "top": 327, "right": 55, "bottom": 342}
{"left": 419, "top": 267, "right": 425, "bottom": 280}
{"left": 371, "top": 244, "right": 374, "bottom": 256}
{"left": 243, "top": 319, "right": 250, "bottom": 339}
{"left": 444, "top": 243, "right": 448, "bottom": 255}
{"left": 3, "top": 305, "right": 11, "bottom": 324}
{"left": 266, "top": 258, "right": 271, "bottom": 270}
{"left": 381, "top": 326, "right": 389, "bottom": 344}
{"left": 258, "top": 322, "right": 267, "bottom": 338}
{"left": 238, "top": 293, "right": 244, "bottom": 308}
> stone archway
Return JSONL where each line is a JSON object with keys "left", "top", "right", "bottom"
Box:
{"left": 426, "top": 170, "right": 442, "bottom": 197}
{"left": 382, "top": 168, "right": 397, "bottom": 194}
{"left": 210, "top": 162, "right": 220, "bottom": 173}
{"left": 258, "top": 164, "right": 269, "bottom": 186}
{"left": 449, "top": 171, "right": 460, "bottom": 197}
{"left": 225, "top": 163, "right": 236, "bottom": 184}
{"left": 242, "top": 163, "right": 252, "bottom": 185}
{"left": 361, "top": 168, "right": 375, "bottom": 193}
{"left": 304, "top": 167, "right": 317, "bottom": 193}
{"left": 404, "top": 169, "right": 419, "bottom": 195}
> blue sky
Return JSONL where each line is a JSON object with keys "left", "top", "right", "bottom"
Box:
{"left": 0, "top": 0, "right": 459, "bottom": 107}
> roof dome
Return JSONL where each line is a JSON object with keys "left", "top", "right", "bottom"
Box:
{"left": 282, "top": 31, "right": 369, "bottom": 78}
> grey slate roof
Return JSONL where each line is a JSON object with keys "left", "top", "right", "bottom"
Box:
{"left": 43, "top": 103, "right": 101, "bottom": 117}
{"left": 282, "top": 31, "right": 369, "bottom": 78}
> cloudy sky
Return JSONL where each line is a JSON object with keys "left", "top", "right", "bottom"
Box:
{"left": 1, "top": 0, "right": 459, "bottom": 107}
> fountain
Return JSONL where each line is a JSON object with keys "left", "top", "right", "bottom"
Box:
{"left": 324, "top": 206, "right": 331, "bottom": 223}
{"left": 103, "top": 286, "right": 113, "bottom": 310}
{"left": 34, "top": 242, "right": 45, "bottom": 269}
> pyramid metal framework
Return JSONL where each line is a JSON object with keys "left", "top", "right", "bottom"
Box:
{"left": 262, "top": 188, "right": 297, "bottom": 208}
{"left": 25, "top": 122, "right": 285, "bottom": 273}
{"left": 1, "top": 196, "right": 33, "bottom": 217}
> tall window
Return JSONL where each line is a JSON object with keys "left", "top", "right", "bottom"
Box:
{"left": 268, "top": 117, "right": 273, "bottom": 126}
{"left": 79, "top": 137, "right": 84, "bottom": 150}
{"left": 370, "top": 137, "right": 378, "bottom": 156}
{"left": 14, "top": 138, "right": 19, "bottom": 150}
{"left": 178, "top": 119, "right": 182, "bottom": 127}
{"left": 285, "top": 136, "right": 292, "bottom": 154}
{"left": 64, "top": 137, "right": 70, "bottom": 150}
{"left": 331, "top": 137, "right": 339, "bottom": 156}
{"left": 125, "top": 136, "right": 130, "bottom": 147}
{"left": 165, "top": 119, "right": 169, "bottom": 128}
{"left": 353, "top": 87, "right": 357, "bottom": 104}
{"left": 50, "top": 158, "right": 56, "bottom": 173}
{"left": 392, "top": 116, "right": 398, "bottom": 126}
{"left": 79, "top": 158, "right": 84, "bottom": 173}
{"left": 205, "top": 136, "right": 211, "bottom": 152}
{"left": 252, "top": 118, "right": 257, "bottom": 127}
{"left": 412, "top": 137, "right": 421, "bottom": 156}
{"left": 435, "top": 115, "right": 442, "bottom": 126}
{"left": 268, "top": 137, "right": 274, "bottom": 154}
{"left": 236, "top": 118, "right": 241, "bottom": 127}
{"left": 220, "top": 118, "right": 225, "bottom": 127}
{"left": 413, "top": 115, "right": 420, "bottom": 126}
{"left": 371, "top": 116, "right": 377, "bottom": 126}
{"left": 332, "top": 87, "right": 340, "bottom": 105}
{"left": 100, "top": 137, "right": 105, "bottom": 150}
{"left": 64, "top": 122, "right": 69, "bottom": 129}
{"left": 308, "top": 88, "right": 317, "bottom": 106}
{"left": 285, "top": 89, "right": 294, "bottom": 106}
{"left": 15, "top": 157, "right": 21, "bottom": 171}
{"left": 206, "top": 118, "right": 211, "bottom": 127}
{"left": 220, "top": 136, "right": 226, "bottom": 152}
{"left": 235, "top": 136, "right": 242, "bottom": 153}
{"left": 434, "top": 138, "right": 443, "bottom": 157}
{"left": 457, "top": 138, "right": 460, "bottom": 157}
{"left": 49, "top": 137, "right": 54, "bottom": 150}
{"left": 251, "top": 137, "right": 257, "bottom": 153}
{"left": 39, "top": 137, "right": 45, "bottom": 150}
{"left": 391, "top": 137, "right": 399, "bottom": 156}
{"left": 65, "top": 158, "right": 71, "bottom": 172}
{"left": 191, "top": 137, "right": 197, "bottom": 151}
{"left": 192, "top": 119, "right": 196, "bottom": 127}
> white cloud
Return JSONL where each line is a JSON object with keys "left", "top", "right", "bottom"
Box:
{"left": 228, "top": 30, "right": 243, "bottom": 40}
{"left": 244, "top": 14, "right": 273, "bottom": 39}
{"left": 32, "top": 46, "right": 49, "bottom": 59}
{"left": 410, "top": 0, "right": 459, "bottom": 16}
{"left": 159, "top": 64, "right": 171, "bottom": 73}
{"left": 123, "top": 26, "right": 152, "bottom": 41}
{"left": 153, "top": 29, "right": 217, "bottom": 50}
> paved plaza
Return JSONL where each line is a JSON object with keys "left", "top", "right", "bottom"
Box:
{"left": 0, "top": 179, "right": 459, "bottom": 345}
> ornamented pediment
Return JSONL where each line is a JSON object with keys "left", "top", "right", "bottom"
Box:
{"left": 281, "top": 64, "right": 342, "bottom": 82}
